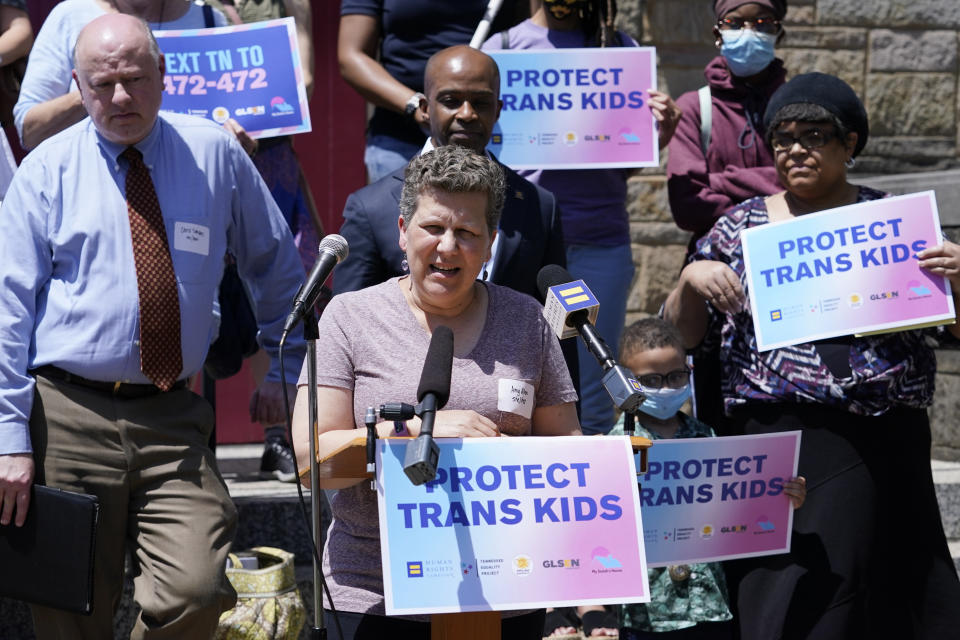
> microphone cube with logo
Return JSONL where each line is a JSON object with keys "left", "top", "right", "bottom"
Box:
{"left": 542, "top": 279, "right": 600, "bottom": 340}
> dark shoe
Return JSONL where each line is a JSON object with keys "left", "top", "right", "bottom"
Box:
{"left": 543, "top": 608, "right": 582, "bottom": 639}
{"left": 260, "top": 436, "right": 296, "bottom": 482}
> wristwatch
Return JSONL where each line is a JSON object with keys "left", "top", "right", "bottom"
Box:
{"left": 404, "top": 92, "right": 426, "bottom": 119}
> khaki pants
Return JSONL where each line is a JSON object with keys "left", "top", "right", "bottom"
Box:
{"left": 28, "top": 375, "right": 238, "bottom": 640}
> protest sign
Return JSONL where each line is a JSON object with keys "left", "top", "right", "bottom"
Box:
{"left": 485, "top": 48, "right": 658, "bottom": 169}
{"left": 637, "top": 432, "right": 801, "bottom": 567}
{"left": 155, "top": 18, "right": 310, "bottom": 139}
{"left": 377, "top": 436, "right": 649, "bottom": 615}
{"left": 741, "top": 191, "right": 954, "bottom": 351}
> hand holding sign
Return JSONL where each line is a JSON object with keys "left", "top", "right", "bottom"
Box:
{"left": 918, "top": 241, "right": 960, "bottom": 286}
{"left": 681, "top": 260, "right": 746, "bottom": 315}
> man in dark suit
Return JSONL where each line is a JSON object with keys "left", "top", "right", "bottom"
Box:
{"left": 334, "top": 45, "right": 564, "bottom": 302}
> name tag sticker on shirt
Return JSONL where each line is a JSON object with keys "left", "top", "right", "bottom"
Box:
{"left": 498, "top": 379, "right": 534, "bottom": 419}
{"left": 174, "top": 222, "right": 210, "bottom": 256}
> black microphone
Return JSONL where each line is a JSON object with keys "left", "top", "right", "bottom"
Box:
{"left": 283, "top": 234, "right": 349, "bottom": 335}
{"left": 536, "top": 265, "right": 644, "bottom": 414}
{"left": 403, "top": 326, "right": 454, "bottom": 485}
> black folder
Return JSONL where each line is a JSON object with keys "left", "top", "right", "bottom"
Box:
{"left": 0, "top": 485, "right": 99, "bottom": 614}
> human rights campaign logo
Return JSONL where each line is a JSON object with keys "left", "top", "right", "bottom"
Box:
{"left": 406, "top": 561, "right": 423, "bottom": 578}
{"left": 549, "top": 280, "right": 598, "bottom": 314}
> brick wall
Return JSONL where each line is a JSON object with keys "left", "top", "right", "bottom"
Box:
{"left": 614, "top": 0, "right": 960, "bottom": 456}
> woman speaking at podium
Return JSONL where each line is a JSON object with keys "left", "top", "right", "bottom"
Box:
{"left": 292, "top": 144, "right": 580, "bottom": 639}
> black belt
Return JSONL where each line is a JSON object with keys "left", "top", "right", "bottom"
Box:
{"left": 31, "top": 365, "right": 187, "bottom": 399}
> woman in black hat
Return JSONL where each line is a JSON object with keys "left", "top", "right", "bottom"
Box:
{"left": 663, "top": 73, "right": 960, "bottom": 639}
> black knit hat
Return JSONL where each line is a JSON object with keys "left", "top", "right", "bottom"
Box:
{"left": 713, "top": 0, "right": 787, "bottom": 20}
{"left": 763, "top": 72, "right": 869, "bottom": 157}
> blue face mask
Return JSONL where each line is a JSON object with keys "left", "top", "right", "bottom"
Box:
{"left": 721, "top": 30, "right": 777, "bottom": 78}
{"left": 638, "top": 384, "right": 692, "bottom": 421}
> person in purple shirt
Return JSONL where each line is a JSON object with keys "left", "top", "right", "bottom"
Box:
{"left": 483, "top": 0, "right": 681, "bottom": 441}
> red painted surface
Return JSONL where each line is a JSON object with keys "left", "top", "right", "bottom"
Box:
{"left": 25, "top": 1, "right": 367, "bottom": 444}
{"left": 213, "top": 2, "right": 366, "bottom": 443}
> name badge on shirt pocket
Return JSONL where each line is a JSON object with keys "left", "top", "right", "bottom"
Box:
{"left": 498, "top": 379, "right": 534, "bottom": 419}
{"left": 174, "top": 221, "right": 210, "bottom": 256}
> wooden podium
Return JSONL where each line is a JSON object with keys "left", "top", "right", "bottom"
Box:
{"left": 315, "top": 435, "right": 652, "bottom": 640}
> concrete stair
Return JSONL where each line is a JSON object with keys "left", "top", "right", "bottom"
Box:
{"left": 0, "top": 444, "right": 333, "bottom": 640}
{"left": 3, "top": 449, "right": 959, "bottom": 639}
{"left": 932, "top": 460, "right": 960, "bottom": 575}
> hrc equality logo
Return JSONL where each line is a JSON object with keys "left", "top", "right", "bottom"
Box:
{"left": 406, "top": 561, "right": 423, "bottom": 578}
{"left": 551, "top": 281, "right": 598, "bottom": 312}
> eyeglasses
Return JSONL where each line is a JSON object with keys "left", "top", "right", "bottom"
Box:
{"left": 636, "top": 368, "right": 691, "bottom": 390}
{"left": 717, "top": 17, "right": 781, "bottom": 35}
{"left": 770, "top": 128, "right": 836, "bottom": 152}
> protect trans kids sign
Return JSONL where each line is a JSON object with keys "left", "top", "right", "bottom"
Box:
{"left": 486, "top": 48, "right": 659, "bottom": 169}
{"left": 741, "top": 191, "right": 954, "bottom": 351}
{"left": 636, "top": 432, "right": 801, "bottom": 567}
{"left": 377, "top": 436, "right": 649, "bottom": 615}
{"left": 155, "top": 18, "right": 310, "bottom": 139}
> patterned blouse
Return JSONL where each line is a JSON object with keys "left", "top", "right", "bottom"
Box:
{"left": 693, "top": 186, "right": 940, "bottom": 416}
{"left": 610, "top": 413, "right": 733, "bottom": 631}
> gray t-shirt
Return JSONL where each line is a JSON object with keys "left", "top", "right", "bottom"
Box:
{"left": 301, "top": 277, "right": 577, "bottom": 614}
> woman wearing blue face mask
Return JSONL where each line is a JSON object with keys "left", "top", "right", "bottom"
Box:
{"left": 666, "top": 0, "right": 788, "bottom": 440}
{"left": 667, "top": 0, "right": 788, "bottom": 249}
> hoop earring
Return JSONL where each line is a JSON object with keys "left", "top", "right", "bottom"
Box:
{"left": 845, "top": 157, "right": 856, "bottom": 169}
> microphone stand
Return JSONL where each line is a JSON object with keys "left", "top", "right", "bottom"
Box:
{"left": 303, "top": 306, "right": 326, "bottom": 639}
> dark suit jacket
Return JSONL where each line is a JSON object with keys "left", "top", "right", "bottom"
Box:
{"left": 334, "top": 162, "right": 564, "bottom": 300}
{"left": 334, "top": 158, "right": 580, "bottom": 402}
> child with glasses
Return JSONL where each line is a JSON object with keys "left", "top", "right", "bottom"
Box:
{"left": 611, "top": 317, "right": 805, "bottom": 639}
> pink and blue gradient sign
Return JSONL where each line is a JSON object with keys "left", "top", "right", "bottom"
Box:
{"left": 636, "top": 433, "right": 801, "bottom": 567}
{"left": 741, "top": 191, "right": 955, "bottom": 351}
{"left": 485, "top": 48, "right": 659, "bottom": 169}
{"left": 377, "top": 436, "right": 650, "bottom": 615}
{"left": 155, "top": 18, "right": 310, "bottom": 139}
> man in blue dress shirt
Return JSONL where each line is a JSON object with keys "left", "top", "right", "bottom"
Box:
{"left": 0, "top": 13, "right": 305, "bottom": 639}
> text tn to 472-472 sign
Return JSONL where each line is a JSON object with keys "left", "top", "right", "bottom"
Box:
{"left": 154, "top": 17, "right": 310, "bottom": 139}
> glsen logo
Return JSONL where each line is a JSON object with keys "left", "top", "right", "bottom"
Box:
{"left": 512, "top": 555, "right": 533, "bottom": 577}
{"left": 270, "top": 96, "right": 294, "bottom": 114}
{"left": 235, "top": 105, "right": 265, "bottom": 116}
{"left": 700, "top": 524, "right": 714, "bottom": 539}
{"left": 848, "top": 293, "right": 864, "bottom": 308}
{"left": 543, "top": 558, "right": 580, "bottom": 569}
{"left": 564, "top": 131, "right": 577, "bottom": 145}
{"left": 407, "top": 561, "right": 423, "bottom": 578}
{"left": 721, "top": 525, "right": 748, "bottom": 534}
{"left": 770, "top": 309, "right": 782, "bottom": 321}
{"left": 870, "top": 291, "right": 899, "bottom": 301}
{"left": 211, "top": 106, "right": 230, "bottom": 124}
{"left": 584, "top": 134, "right": 611, "bottom": 141}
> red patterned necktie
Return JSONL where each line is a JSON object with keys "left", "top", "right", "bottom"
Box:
{"left": 122, "top": 147, "right": 183, "bottom": 390}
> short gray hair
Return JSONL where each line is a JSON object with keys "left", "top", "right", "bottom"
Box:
{"left": 399, "top": 146, "right": 505, "bottom": 233}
